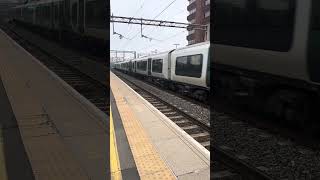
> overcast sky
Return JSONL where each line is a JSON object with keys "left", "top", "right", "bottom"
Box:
{"left": 110, "top": 0, "right": 189, "bottom": 57}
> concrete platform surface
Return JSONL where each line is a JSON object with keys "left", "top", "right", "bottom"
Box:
{"left": 0, "top": 29, "right": 108, "bottom": 180}
{"left": 110, "top": 72, "right": 210, "bottom": 180}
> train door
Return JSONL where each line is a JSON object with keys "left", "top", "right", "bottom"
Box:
{"left": 134, "top": 61, "right": 137, "bottom": 72}
{"left": 129, "top": 61, "right": 132, "bottom": 72}
{"left": 51, "top": 2, "right": 54, "bottom": 29}
{"left": 53, "top": 2, "right": 58, "bottom": 29}
{"left": 168, "top": 51, "right": 173, "bottom": 80}
{"left": 147, "top": 58, "right": 152, "bottom": 75}
{"left": 71, "top": 0, "right": 78, "bottom": 31}
{"left": 32, "top": 6, "right": 35, "bottom": 25}
{"left": 206, "top": 46, "right": 211, "bottom": 88}
{"left": 64, "top": 0, "right": 70, "bottom": 28}
{"left": 307, "top": 0, "right": 320, "bottom": 83}
{"left": 78, "top": 0, "right": 84, "bottom": 33}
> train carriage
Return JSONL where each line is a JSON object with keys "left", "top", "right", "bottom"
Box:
{"left": 135, "top": 58, "right": 148, "bottom": 75}
{"left": 113, "top": 41, "right": 211, "bottom": 101}
{"left": 149, "top": 51, "right": 171, "bottom": 80}
{"left": 10, "top": 0, "right": 108, "bottom": 56}
{"left": 171, "top": 42, "right": 210, "bottom": 90}
{"left": 213, "top": 0, "right": 320, "bottom": 126}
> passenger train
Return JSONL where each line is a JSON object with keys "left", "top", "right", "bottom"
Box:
{"left": 213, "top": 0, "right": 320, "bottom": 127}
{"left": 10, "top": 0, "right": 108, "bottom": 56}
{"left": 114, "top": 41, "right": 210, "bottom": 102}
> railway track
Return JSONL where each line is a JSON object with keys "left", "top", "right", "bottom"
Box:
{"left": 113, "top": 70, "right": 277, "bottom": 179}
{"left": 113, "top": 71, "right": 210, "bottom": 125}
{"left": 118, "top": 70, "right": 209, "bottom": 108}
{"left": 1, "top": 24, "right": 109, "bottom": 115}
{"left": 113, "top": 70, "right": 210, "bottom": 150}
{"left": 212, "top": 146, "right": 273, "bottom": 180}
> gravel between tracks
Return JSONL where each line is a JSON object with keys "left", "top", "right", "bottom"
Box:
{"left": 214, "top": 110, "right": 320, "bottom": 179}
{"left": 114, "top": 71, "right": 210, "bottom": 127}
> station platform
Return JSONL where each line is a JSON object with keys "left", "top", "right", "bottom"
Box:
{"left": 0, "top": 29, "right": 108, "bottom": 180}
{"left": 110, "top": 72, "right": 210, "bottom": 179}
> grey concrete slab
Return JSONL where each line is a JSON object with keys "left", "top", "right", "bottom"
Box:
{"left": 177, "top": 166, "right": 210, "bottom": 180}
{"left": 64, "top": 134, "right": 108, "bottom": 180}
{"left": 154, "top": 138, "right": 208, "bottom": 176}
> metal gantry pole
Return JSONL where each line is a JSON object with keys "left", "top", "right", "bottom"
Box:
{"left": 110, "top": 15, "right": 207, "bottom": 31}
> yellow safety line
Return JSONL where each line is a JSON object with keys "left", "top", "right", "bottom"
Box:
{"left": 0, "top": 126, "right": 8, "bottom": 180}
{"left": 110, "top": 107, "right": 123, "bottom": 180}
{"left": 112, "top": 95, "right": 175, "bottom": 179}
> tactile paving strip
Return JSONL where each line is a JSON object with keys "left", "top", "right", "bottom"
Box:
{"left": 112, "top": 84, "right": 176, "bottom": 179}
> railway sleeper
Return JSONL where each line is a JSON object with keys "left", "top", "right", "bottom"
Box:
{"left": 182, "top": 126, "right": 203, "bottom": 134}
{"left": 163, "top": 111, "right": 177, "bottom": 115}
{"left": 155, "top": 106, "right": 168, "bottom": 109}
{"left": 193, "top": 134, "right": 210, "bottom": 142}
{"left": 200, "top": 141, "right": 210, "bottom": 147}
{"left": 175, "top": 121, "right": 193, "bottom": 127}
{"left": 168, "top": 115, "right": 184, "bottom": 119}
{"left": 160, "top": 108, "right": 172, "bottom": 112}
{"left": 173, "top": 119, "right": 188, "bottom": 124}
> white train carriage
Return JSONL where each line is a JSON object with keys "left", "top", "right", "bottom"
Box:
{"left": 135, "top": 58, "right": 148, "bottom": 75}
{"left": 149, "top": 51, "right": 172, "bottom": 80}
{"left": 11, "top": 0, "right": 108, "bottom": 56}
{"left": 131, "top": 59, "right": 137, "bottom": 73}
{"left": 213, "top": 0, "right": 320, "bottom": 125}
{"left": 170, "top": 41, "right": 210, "bottom": 89}
{"left": 119, "top": 61, "right": 130, "bottom": 72}
{"left": 115, "top": 42, "right": 210, "bottom": 101}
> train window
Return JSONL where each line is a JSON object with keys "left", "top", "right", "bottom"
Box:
{"left": 137, "top": 62, "right": 140, "bottom": 69}
{"left": 175, "top": 54, "right": 203, "bottom": 78}
{"left": 72, "top": 3, "right": 77, "bottom": 27}
{"left": 307, "top": 0, "right": 320, "bottom": 83}
{"left": 40, "top": 6, "right": 44, "bottom": 24}
{"left": 152, "top": 59, "right": 163, "bottom": 73}
{"left": 45, "top": 5, "right": 50, "bottom": 24}
{"left": 41, "top": 6, "right": 45, "bottom": 24}
{"left": 85, "top": 0, "right": 106, "bottom": 29}
{"left": 55, "top": 4, "right": 59, "bottom": 24}
{"left": 35, "top": 7, "right": 38, "bottom": 23}
{"left": 310, "top": 1, "right": 320, "bottom": 31}
{"left": 137, "top": 61, "right": 147, "bottom": 71}
{"left": 214, "top": 0, "right": 296, "bottom": 51}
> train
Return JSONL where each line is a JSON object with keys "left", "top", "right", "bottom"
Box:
{"left": 9, "top": 0, "right": 108, "bottom": 56}
{"left": 113, "top": 41, "right": 210, "bottom": 102}
{"left": 213, "top": 0, "right": 320, "bottom": 128}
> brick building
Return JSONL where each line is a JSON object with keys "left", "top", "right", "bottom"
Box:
{"left": 187, "top": 0, "right": 210, "bottom": 45}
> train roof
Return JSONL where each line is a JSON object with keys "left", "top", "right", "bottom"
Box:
{"left": 132, "top": 57, "right": 148, "bottom": 61}
{"left": 148, "top": 50, "right": 173, "bottom": 58}
{"left": 119, "top": 41, "right": 210, "bottom": 62}
{"left": 175, "top": 41, "right": 210, "bottom": 51}
{"left": 114, "top": 60, "right": 130, "bottom": 64}
{"left": 14, "top": 0, "right": 63, "bottom": 8}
